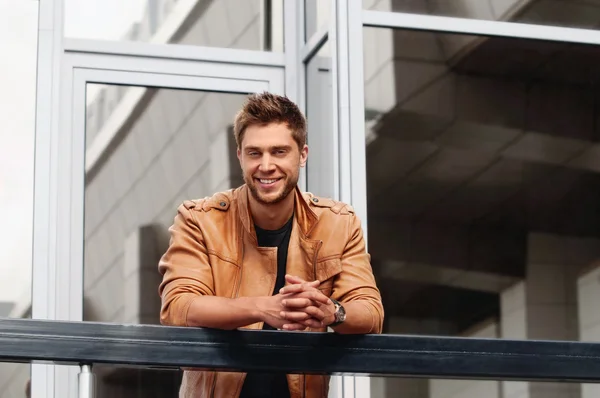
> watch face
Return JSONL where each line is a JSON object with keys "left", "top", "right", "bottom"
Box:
{"left": 335, "top": 302, "right": 346, "bottom": 322}
{"left": 339, "top": 306, "right": 346, "bottom": 322}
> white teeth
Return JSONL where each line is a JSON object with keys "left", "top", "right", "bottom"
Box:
{"left": 259, "top": 179, "right": 277, "bottom": 184}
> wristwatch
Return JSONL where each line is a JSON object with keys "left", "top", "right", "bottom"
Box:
{"left": 329, "top": 298, "right": 346, "bottom": 327}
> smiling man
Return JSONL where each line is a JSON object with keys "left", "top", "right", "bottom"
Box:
{"left": 158, "top": 92, "right": 384, "bottom": 398}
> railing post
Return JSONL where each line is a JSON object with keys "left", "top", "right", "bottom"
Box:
{"left": 78, "top": 364, "right": 95, "bottom": 398}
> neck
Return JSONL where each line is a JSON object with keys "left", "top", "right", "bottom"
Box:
{"left": 249, "top": 190, "right": 295, "bottom": 231}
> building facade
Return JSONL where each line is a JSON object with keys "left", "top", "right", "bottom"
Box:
{"left": 4, "top": 0, "right": 600, "bottom": 397}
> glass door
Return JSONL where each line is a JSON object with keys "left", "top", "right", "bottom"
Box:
{"left": 35, "top": 47, "right": 284, "bottom": 397}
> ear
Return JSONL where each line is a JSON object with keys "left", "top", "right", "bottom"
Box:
{"left": 299, "top": 145, "right": 308, "bottom": 168}
{"left": 237, "top": 148, "right": 242, "bottom": 162}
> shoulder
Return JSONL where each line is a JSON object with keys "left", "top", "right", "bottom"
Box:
{"left": 179, "top": 188, "right": 237, "bottom": 216}
{"left": 302, "top": 192, "right": 355, "bottom": 216}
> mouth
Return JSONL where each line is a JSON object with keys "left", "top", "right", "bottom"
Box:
{"left": 254, "top": 177, "right": 283, "bottom": 188}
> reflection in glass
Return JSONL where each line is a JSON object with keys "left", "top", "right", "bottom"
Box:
{"left": 305, "top": 0, "right": 331, "bottom": 41}
{"left": 65, "top": 0, "right": 284, "bottom": 52}
{"left": 305, "top": 42, "right": 335, "bottom": 198}
{"left": 363, "top": 0, "right": 600, "bottom": 30}
{"left": 369, "top": 375, "right": 585, "bottom": 398}
{"left": 364, "top": 26, "right": 600, "bottom": 397}
{"left": 84, "top": 84, "right": 249, "bottom": 395}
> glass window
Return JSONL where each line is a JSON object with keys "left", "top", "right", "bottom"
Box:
{"left": 305, "top": 0, "right": 331, "bottom": 41}
{"left": 84, "top": 84, "right": 249, "bottom": 393}
{"left": 363, "top": 26, "right": 600, "bottom": 351}
{"left": 65, "top": 0, "right": 284, "bottom": 52}
{"left": 369, "top": 375, "right": 582, "bottom": 398}
{"left": 305, "top": 41, "right": 335, "bottom": 198}
{"left": 0, "top": 0, "right": 39, "bottom": 396}
{"left": 363, "top": 0, "right": 600, "bottom": 30}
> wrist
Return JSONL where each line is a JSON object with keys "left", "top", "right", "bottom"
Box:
{"left": 250, "top": 296, "right": 270, "bottom": 323}
{"left": 234, "top": 296, "right": 265, "bottom": 324}
{"left": 328, "top": 298, "right": 346, "bottom": 328}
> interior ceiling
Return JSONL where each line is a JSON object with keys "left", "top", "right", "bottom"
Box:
{"left": 367, "top": 9, "right": 600, "bottom": 326}
{"left": 368, "top": 36, "right": 600, "bottom": 234}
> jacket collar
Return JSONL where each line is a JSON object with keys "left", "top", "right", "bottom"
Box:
{"left": 237, "top": 184, "right": 319, "bottom": 240}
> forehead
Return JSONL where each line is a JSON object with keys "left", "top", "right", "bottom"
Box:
{"left": 241, "top": 122, "right": 295, "bottom": 148}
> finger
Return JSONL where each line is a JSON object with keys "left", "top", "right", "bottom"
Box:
{"left": 300, "top": 318, "right": 323, "bottom": 328}
{"left": 280, "top": 281, "right": 321, "bottom": 295}
{"left": 300, "top": 290, "right": 331, "bottom": 305}
{"left": 282, "top": 323, "right": 309, "bottom": 331}
{"left": 280, "top": 310, "right": 312, "bottom": 322}
{"left": 302, "top": 306, "right": 326, "bottom": 321}
{"left": 285, "top": 275, "right": 320, "bottom": 288}
{"left": 279, "top": 283, "right": 311, "bottom": 295}
{"left": 282, "top": 289, "right": 331, "bottom": 306}
{"left": 282, "top": 298, "right": 313, "bottom": 308}
{"left": 281, "top": 301, "right": 326, "bottom": 320}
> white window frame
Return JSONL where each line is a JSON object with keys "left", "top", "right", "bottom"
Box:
{"left": 34, "top": 3, "right": 288, "bottom": 397}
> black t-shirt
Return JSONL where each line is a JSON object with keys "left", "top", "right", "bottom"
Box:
{"left": 239, "top": 216, "right": 293, "bottom": 398}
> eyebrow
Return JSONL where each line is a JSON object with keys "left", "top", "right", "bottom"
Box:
{"left": 244, "top": 145, "right": 293, "bottom": 152}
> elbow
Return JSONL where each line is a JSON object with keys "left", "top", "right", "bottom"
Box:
{"left": 366, "top": 300, "right": 384, "bottom": 334}
{"left": 160, "top": 293, "right": 198, "bottom": 327}
{"left": 373, "top": 300, "right": 384, "bottom": 334}
{"left": 335, "top": 299, "right": 384, "bottom": 335}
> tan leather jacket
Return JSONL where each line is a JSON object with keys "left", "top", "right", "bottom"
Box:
{"left": 158, "top": 184, "right": 384, "bottom": 398}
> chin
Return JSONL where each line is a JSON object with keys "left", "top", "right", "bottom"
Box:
{"left": 255, "top": 191, "right": 287, "bottom": 205}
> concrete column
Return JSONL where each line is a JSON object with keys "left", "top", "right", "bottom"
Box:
{"left": 429, "top": 319, "right": 500, "bottom": 398}
{"left": 577, "top": 263, "right": 600, "bottom": 398}
{"left": 370, "top": 317, "right": 457, "bottom": 398}
{"left": 123, "top": 225, "right": 167, "bottom": 325}
{"left": 501, "top": 233, "right": 600, "bottom": 398}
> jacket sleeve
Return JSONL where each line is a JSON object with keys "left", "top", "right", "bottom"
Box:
{"left": 331, "top": 213, "right": 384, "bottom": 334}
{"left": 158, "top": 203, "right": 214, "bottom": 326}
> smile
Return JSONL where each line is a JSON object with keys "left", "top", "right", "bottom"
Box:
{"left": 255, "top": 177, "right": 283, "bottom": 186}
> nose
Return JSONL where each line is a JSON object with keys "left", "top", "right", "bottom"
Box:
{"left": 259, "top": 154, "right": 276, "bottom": 172}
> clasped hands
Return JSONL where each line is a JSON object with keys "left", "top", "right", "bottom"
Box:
{"left": 264, "top": 274, "right": 336, "bottom": 331}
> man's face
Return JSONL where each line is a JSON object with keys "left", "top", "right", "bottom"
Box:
{"left": 237, "top": 122, "right": 308, "bottom": 205}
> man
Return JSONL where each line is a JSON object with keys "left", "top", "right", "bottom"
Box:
{"left": 158, "top": 92, "right": 384, "bottom": 398}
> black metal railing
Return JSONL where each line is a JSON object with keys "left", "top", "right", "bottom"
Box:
{"left": 1, "top": 317, "right": 600, "bottom": 396}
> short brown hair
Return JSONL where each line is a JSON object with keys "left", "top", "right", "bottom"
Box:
{"left": 233, "top": 92, "right": 307, "bottom": 149}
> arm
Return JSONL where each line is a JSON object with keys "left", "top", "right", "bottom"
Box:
{"left": 158, "top": 204, "right": 320, "bottom": 330}
{"left": 279, "top": 214, "right": 384, "bottom": 334}
{"left": 158, "top": 203, "right": 256, "bottom": 330}
{"left": 329, "top": 213, "right": 384, "bottom": 334}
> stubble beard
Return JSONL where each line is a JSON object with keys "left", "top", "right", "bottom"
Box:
{"left": 245, "top": 173, "right": 298, "bottom": 205}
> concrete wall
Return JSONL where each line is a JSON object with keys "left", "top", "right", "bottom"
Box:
{"left": 430, "top": 320, "right": 500, "bottom": 398}
{"left": 499, "top": 234, "right": 600, "bottom": 398}
{"left": 370, "top": 318, "right": 499, "bottom": 398}
{"left": 0, "top": 364, "right": 29, "bottom": 398}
